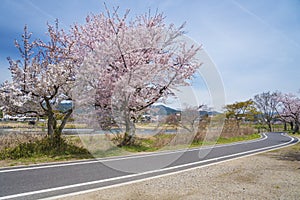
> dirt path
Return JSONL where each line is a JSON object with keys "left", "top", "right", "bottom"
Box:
{"left": 59, "top": 139, "right": 300, "bottom": 200}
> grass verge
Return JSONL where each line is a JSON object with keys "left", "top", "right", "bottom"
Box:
{"left": 0, "top": 136, "right": 93, "bottom": 167}
{"left": 190, "top": 133, "right": 261, "bottom": 147}
{"left": 0, "top": 133, "right": 262, "bottom": 168}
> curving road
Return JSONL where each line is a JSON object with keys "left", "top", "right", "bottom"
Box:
{"left": 0, "top": 132, "right": 298, "bottom": 200}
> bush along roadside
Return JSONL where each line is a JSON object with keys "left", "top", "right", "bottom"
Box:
{"left": 0, "top": 136, "right": 92, "bottom": 160}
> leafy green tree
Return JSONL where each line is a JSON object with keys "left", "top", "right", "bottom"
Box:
{"left": 225, "top": 100, "right": 258, "bottom": 127}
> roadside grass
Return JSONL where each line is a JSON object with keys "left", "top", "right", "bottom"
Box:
{"left": 0, "top": 121, "right": 87, "bottom": 129}
{"left": 82, "top": 133, "right": 261, "bottom": 155}
{"left": 216, "top": 133, "right": 261, "bottom": 144}
{"left": 119, "top": 133, "right": 261, "bottom": 152}
{"left": 190, "top": 133, "right": 261, "bottom": 147}
{"left": 293, "top": 132, "right": 300, "bottom": 137}
{"left": 288, "top": 132, "right": 300, "bottom": 137}
{"left": 0, "top": 119, "right": 294, "bottom": 168}
{"left": 0, "top": 136, "right": 93, "bottom": 167}
{"left": 0, "top": 122, "right": 262, "bottom": 168}
{"left": 1, "top": 154, "right": 92, "bottom": 168}
{"left": 117, "top": 132, "right": 292, "bottom": 157}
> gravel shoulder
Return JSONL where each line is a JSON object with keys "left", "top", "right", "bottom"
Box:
{"left": 59, "top": 137, "right": 300, "bottom": 200}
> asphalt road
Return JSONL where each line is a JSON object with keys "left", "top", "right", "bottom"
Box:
{"left": 0, "top": 132, "right": 298, "bottom": 200}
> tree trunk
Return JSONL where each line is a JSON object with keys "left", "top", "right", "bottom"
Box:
{"left": 119, "top": 115, "right": 136, "bottom": 146}
{"left": 46, "top": 108, "right": 73, "bottom": 148}
{"left": 283, "top": 122, "right": 287, "bottom": 131}
{"left": 293, "top": 122, "right": 299, "bottom": 134}
{"left": 47, "top": 111, "right": 63, "bottom": 146}
{"left": 290, "top": 121, "right": 294, "bottom": 131}
{"left": 45, "top": 99, "right": 57, "bottom": 138}
{"left": 267, "top": 122, "right": 272, "bottom": 132}
{"left": 58, "top": 109, "right": 73, "bottom": 134}
{"left": 47, "top": 111, "right": 56, "bottom": 137}
{"left": 236, "top": 119, "right": 240, "bottom": 129}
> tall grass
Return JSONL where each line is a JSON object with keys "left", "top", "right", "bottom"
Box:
{"left": 0, "top": 133, "right": 91, "bottom": 160}
{"left": 194, "top": 119, "right": 255, "bottom": 143}
{"left": 0, "top": 133, "right": 44, "bottom": 151}
{"left": 0, "top": 118, "right": 260, "bottom": 163}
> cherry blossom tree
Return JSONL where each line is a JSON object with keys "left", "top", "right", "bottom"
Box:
{"left": 277, "top": 93, "right": 300, "bottom": 133}
{"left": 1, "top": 6, "right": 202, "bottom": 147}
{"left": 73, "top": 7, "right": 202, "bottom": 146}
{"left": 0, "top": 21, "right": 77, "bottom": 142}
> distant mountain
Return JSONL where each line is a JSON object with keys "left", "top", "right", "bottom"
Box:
{"left": 199, "top": 110, "right": 221, "bottom": 116}
{"left": 57, "top": 102, "right": 180, "bottom": 115}
{"left": 57, "top": 102, "right": 72, "bottom": 112}
{"left": 58, "top": 102, "right": 220, "bottom": 116}
{"left": 150, "top": 104, "right": 180, "bottom": 116}
{"left": 149, "top": 105, "right": 222, "bottom": 116}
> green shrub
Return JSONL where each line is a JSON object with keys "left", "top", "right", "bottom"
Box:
{"left": 0, "top": 136, "right": 91, "bottom": 160}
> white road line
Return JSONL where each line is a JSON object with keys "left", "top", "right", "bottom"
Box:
{"left": 0, "top": 134, "right": 296, "bottom": 200}
{"left": 43, "top": 135, "right": 298, "bottom": 200}
{"left": 0, "top": 133, "right": 267, "bottom": 173}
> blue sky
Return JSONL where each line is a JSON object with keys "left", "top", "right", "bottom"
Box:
{"left": 0, "top": 0, "right": 299, "bottom": 106}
